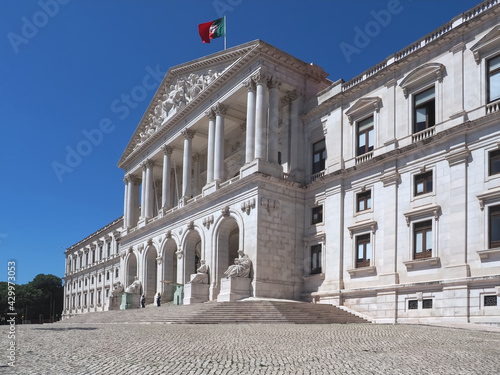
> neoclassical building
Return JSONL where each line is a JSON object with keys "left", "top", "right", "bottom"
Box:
{"left": 64, "top": 0, "right": 500, "bottom": 323}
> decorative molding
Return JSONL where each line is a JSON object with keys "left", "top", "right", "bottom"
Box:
{"left": 147, "top": 238, "right": 153, "bottom": 246}
{"left": 162, "top": 145, "right": 173, "bottom": 155}
{"left": 212, "top": 102, "right": 227, "bottom": 116}
{"left": 241, "top": 198, "right": 256, "bottom": 215}
{"left": 203, "top": 215, "right": 214, "bottom": 229}
{"left": 400, "top": 63, "right": 445, "bottom": 98}
{"left": 181, "top": 129, "right": 195, "bottom": 140}
{"left": 261, "top": 198, "right": 280, "bottom": 214}
{"left": 243, "top": 78, "right": 256, "bottom": 92}
{"left": 470, "top": 25, "right": 500, "bottom": 63}
{"left": 347, "top": 220, "right": 378, "bottom": 238}
{"left": 252, "top": 70, "right": 267, "bottom": 85}
{"left": 175, "top": 249, "right": 183, "bottom": 259}
{"left": 403, "top": 257, "right": 440, "bottom": 270}
{"left": 477, "top": 188, "right": 500, "bottom": 210}
{"left": 165, "top": 230, "right": 172, "bottom": 239}
{"left": 445, "top": 147, "right": 470, "bottom": 166}
{"left": 156, "top": 256, "right": 163, "bottom": 265}
{"left": 345, "top": 97, "right": 382, "bottom": 124}
{"left": 138, "top": 243, "right": 144, "bottom": 253}
{"left": 187, "top": 221, "right": 194, "bottom": 231}
{"left": 381, "top": 169, "right": 400, "bottom": 187}
{"left": 267, "top": 76, "right": 281, "bottom": 90}
{"left": 403, "top": 204, "right": 441, "bottom": 226}
{"left": 221, "top": 206, "right": 230, "bottom": 217}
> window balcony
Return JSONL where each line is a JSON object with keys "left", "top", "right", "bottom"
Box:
{"left": 486, "top": 99, "right": 500, "bottom": 115}
{"left": 309, "top": 170, "right": 325, "bottom": 183}
{"left": 412, "top": 126, "right": 435, "bottom": 143}
{"left": 355, "top": 151, "right": 374, "bottom": 165}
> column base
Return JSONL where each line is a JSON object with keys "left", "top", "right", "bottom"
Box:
{"left": 240, "top": 159, "right": 283, "bottom": 179}
{"left": 183, "top": 283, "right": 209, "bottom": 305}
{"left": 217, "top": 277, "right": 252, "bottom": 302}
{"left": 202, "top": 180, "right": 220, "bottom": 196}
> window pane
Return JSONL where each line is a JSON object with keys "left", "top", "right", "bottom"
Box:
{"left": 358, "top": 133, "right": 366, "bottom": 148}
{"left": 318, "top": 251, "right": 322, "bottom": 269}
{"left": 416, "top": 107, "right": 427, "bottom": 124}
{"left": 490, "top": 73, "right": 500, "bottom": 102}
{"left": 368, "top": 129, "right": 374, "bottom": 150}
{"left": 489, "top": 55, "right": 500, "bottom": 72}
{"left": 415, "top": 87, "right": 435, "bottom": 105}
{"left": 314, "top": 154, "right": 320, "bottom": 163}
{"left": 312, "top": 253, "right": 317, "bottom": 268}
{"left": 358, "top": 116, "right": 374, "bottom": 131}
{"left": 366, "top": 197, "right": 371, "bottom": 209}
{"left": 416, "top": 181, "right": 424, "bottom": 194}
{"left": 358, "top": 244, "right": 364, "bottom": 259}
{"left": 490, "top": 151, "right": 500, "bottom": 175}
{"left": 426, "top": 179, "right": 433, "bottom": 193}
{"left": 426, "top": 230, "right": 433, "bottom": 251}
{"left": 491, "top": 215, "right": 500, "bottom": 244}
{"left": 313, "top": 140, "right": 325, "bottom": 152}
{"left": 416, "top": 232, "right": 423, "bottom": 253}
{"left": 366, "top": 242, "right": 371, "bottom": 260}
{"left": 359, "top": 200, "right": 365, "bottom": 211}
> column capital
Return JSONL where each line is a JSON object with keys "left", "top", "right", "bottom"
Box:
{"left": 123, "top": 175, "right": 130, "bottom": 184}
{"left": 129, "top": 175, "right": 141, "bottom": 185}
{"left": 252, "top": 70, "right": 267, "bottom": 85}
{"left": 287, "top": 89, "right": 300, "bottom": 101}
{"left": 141, "top": 163, "right": 148, "bottom": 172}
{"left": 244, "top": 78, "right": 256, "bottom": 92}
{"left": 267, "top": 76, "right": 281, "bottom": 90}
{"left": 212, "top": 103, "right": 227, "bottom": 116}
{"left": 145, "top": 159, "right": 155, "bottom": 169}
{"left": 205, "top": 108, "right": 216, "bottom": 120}
{"left": 192, "top": 153, "right": 200, "bottom": 163}
{"left": 182, "top": 129, "right": 196, "bottom": 140}
{"left": 162, "top": 145, "right": 173, "bottom": 155}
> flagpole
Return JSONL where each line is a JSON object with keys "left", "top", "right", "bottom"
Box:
{"left": 224, "top": 14, "right": 227, "bottom": 50}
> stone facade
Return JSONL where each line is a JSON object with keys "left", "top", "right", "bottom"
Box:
{"left": 64, "top": 1, "right": 500, "bottom": 323}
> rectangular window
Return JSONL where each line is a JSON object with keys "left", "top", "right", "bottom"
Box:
{"left": 356, "top": 234, "right": 371, "bottom": 268}
{"left": 489, "top": 205, "right": 500, "bottom": 249}
{"left": 311, "top": 206, "right": 323, "bottom": 225}
{"left": 488, "top": 55, "right": 500, "bottom": 103}
{"left": 92, "top": 250, "right": 95, "bottom": 263}
{"left": 312, "top": 139, "right": 326, "bottom": 174}
{"left": 414, "top": 171, "right": 433, "bottom": 196}
{"left": 413, "top": 87, "right": 435, "bottom": 133}
{"left": 99, "top": 246, "right": 103, "bottom": 260}
{"left": 484, "top": 295, "right": 498, "bottom": 307}
{"left": 489, "top": 149, "right": 500, "bottom": 176}
{"left": 107, "top": 243, "right": 111, "bottom": 257}
{"left": 310, "top": 244, "right": 322, "bottom": 275}
{"left": 408, "top": 300, "right": 418, "bottom": 310}
{"left": 422, "top": 299, "right": 433, "bottom": 309}
{"left": 357, "top": 116, "right": 374, "bottom": 156}
{"left": 414, "top": 220, "right": 432, "bottom": 259}
{"left": 356, "top": 190, "right": 372, "bottom": 212}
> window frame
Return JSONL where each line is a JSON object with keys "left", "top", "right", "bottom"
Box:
{"left": 489, "top": 205, "right": 500, "bottom": 249}
{"left": 413, "top": 220, "right": 433, "bottom": 260}
{"left": 414, "top": 171, "right": 433, "bottom": 196}
{"left": 312, "top": 139, "right": 326, "bottom": 175}
{"left": 356, "top": 190, "right": 372, "bottom": 213}
{"left": 487, "top": 54, "right": 500, "bottom": 104}
{"left": 355, "top": 233, "right": 371, "bottom": 268}
{"left": 489, "top": 149, "right": 500, "bottom": 177}
{"left": 413, "top": 86, "right": 436, "bottom": 134}
{"left": 311, "top": 205, "right": 323, "bottom": 225}
{"left": 356, "top": 115, "right": 374, "bottom": 156}
{"left": 310, "top": 244, "right": 322, "bottom": 275}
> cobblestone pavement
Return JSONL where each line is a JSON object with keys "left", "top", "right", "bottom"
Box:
{"left": 1, "top": 323, "right": 500, "bottom": 374}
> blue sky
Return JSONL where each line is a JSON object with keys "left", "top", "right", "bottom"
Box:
{"left": 0, "top": 0, "right": 481, "bottom": 285}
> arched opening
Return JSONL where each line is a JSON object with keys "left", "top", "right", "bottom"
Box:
{"left": 144, "top": 246, "right": 158, "bottom": 303}
{"left": 162, "top": 239, "right": 178, "bottom": 302}
{"left": 184, "top": 231, "right": 202, "bottom": 284}
{"left": 126, "top": 252, "right": 138, "bottom": 288}
{"left": 215, "top": 217, "right": 240, "bottom": 295}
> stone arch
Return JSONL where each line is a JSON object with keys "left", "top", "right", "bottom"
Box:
{"left": 143, "top": 245, "right": 158, "bottom": 303}
{"left": 182, "top": 230, "right": 203, "bottom": 284}
{"left": 213, "top": 215, "right": 243, "bottom": 297}
{"left": 161, "top": 239, "right": 178, "bottom": 302}
{"left": 125, "top": 252, "right": 138, "bottom": 287}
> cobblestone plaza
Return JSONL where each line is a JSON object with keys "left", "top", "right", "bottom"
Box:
{"left": 2, "top": 323, "right": 500, "bottom": 374}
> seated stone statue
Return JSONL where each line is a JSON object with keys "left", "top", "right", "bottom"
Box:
{"left": 190, "top": 260, "right": 209, "bottom": 284}
{"left": 224, "top": 250, "right": 251, "bottom": 278}
{"left": 110, "top": 282, "right": 124, "bottom": 298}
{"left": 125, "top": 277, "right": 142, "bottom": 294}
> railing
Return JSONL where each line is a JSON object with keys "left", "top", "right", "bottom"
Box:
{"left": 219, "top": 175, "right": 240, "bottom": 188}
{"left": 355, "top": 151, "right": 374, "bottom": 165}
{"left": 412, "top": 127, "right": 435, "bottom": 143}
{"left": 340, "top": 0, "right": 498, "bottom": 93}
{"left": 486, "top": 99, "right": 500, "bottom": 115}
{"left": 309, "top": 170, "right": 325, "bottom": 183}
{"left": 186, "top": 193, "right": 203, "bottom": 205}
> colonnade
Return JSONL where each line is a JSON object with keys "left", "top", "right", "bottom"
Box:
{"left": 123, "top": 71, "right": 297, "bottom": 229}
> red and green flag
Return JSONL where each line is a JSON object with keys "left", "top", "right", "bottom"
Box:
{"left": 198, "top": 17, "right": 225, "bottom": 44}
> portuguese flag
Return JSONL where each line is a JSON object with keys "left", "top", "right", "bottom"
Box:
{"left": 198, "top": 17, "right": 225, "bottom": 44}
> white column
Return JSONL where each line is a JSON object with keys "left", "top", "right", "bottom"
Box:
{"left": 205, "top": 109, "right": 216, "bottom": 184}
{"left": 192, "top": 154, "right": 200, "bottom": 196}
{"left": 145, "top": 159, "right": 155, "bottom": 219}
{"left": 244, "top": 79, "right": 256, "bottom": 163}
{"left": 161, "top": 146, "right": 173, "bottom": 210}
{"left": 254, "top": 71, "right": 268, "bottom": 160}
{"left": 213, "top": 103, "right": 227, "bottom": 182}
{"left": 289, "top": 91, "right": 302, "bottom": 175}
{"left": 182, "top": 129, "right": 195, "bottom": 198}
{"left": 123, "top": 176, "right": 129, "bottom": 228}
{"left": 268, "top": 76, "right": 280, "bottom": 164}
{"left": 127, "top": 176, "right": 140, "bottom": 227}
{"left": 140, "top": 164, "right": 146, "bottom": 219}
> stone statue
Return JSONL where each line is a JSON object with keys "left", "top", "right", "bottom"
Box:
{"left": 190, "top": 259, "right": 209, "bottom": 284}
{"left": 125, "top": 277, "right": 142, "bottom": 294}
{"left": 224, "top": 250, "right": 251, "bottom": 278}
{"left": 110, "top": 282, "right": 124, "bottom": 298}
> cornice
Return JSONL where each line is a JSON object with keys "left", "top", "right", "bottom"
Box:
{"left": 65, "top": 217, "right": 123, "bottom": 254}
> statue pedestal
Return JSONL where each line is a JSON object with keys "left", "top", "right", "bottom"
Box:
{"left": 173, "top": 285, "right": 184, "bottom": 305}
{"left": 120, "top": 292, "right": 139, "bottom": 310}
{"left": 109, "top": 295, "right": 122, "bottom": 310}
{"left": 217, "top": 277, "right": 251, "bottom": 302}
{"left": 183, "top": 283, "right": 209, "bottom": 305}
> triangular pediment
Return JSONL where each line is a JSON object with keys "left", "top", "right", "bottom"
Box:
{"left": 471, "top": 25, "right": 500, "bottom": 62}
{"left": 399, "top": 63, "right": 445, "bottom": 98}
{"left": 345, "top": 97, "right": 381, "bottom": 124}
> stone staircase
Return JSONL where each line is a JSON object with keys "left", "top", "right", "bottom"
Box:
{"left": 61, "top": 300, "right": 370, "bottom": 324}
